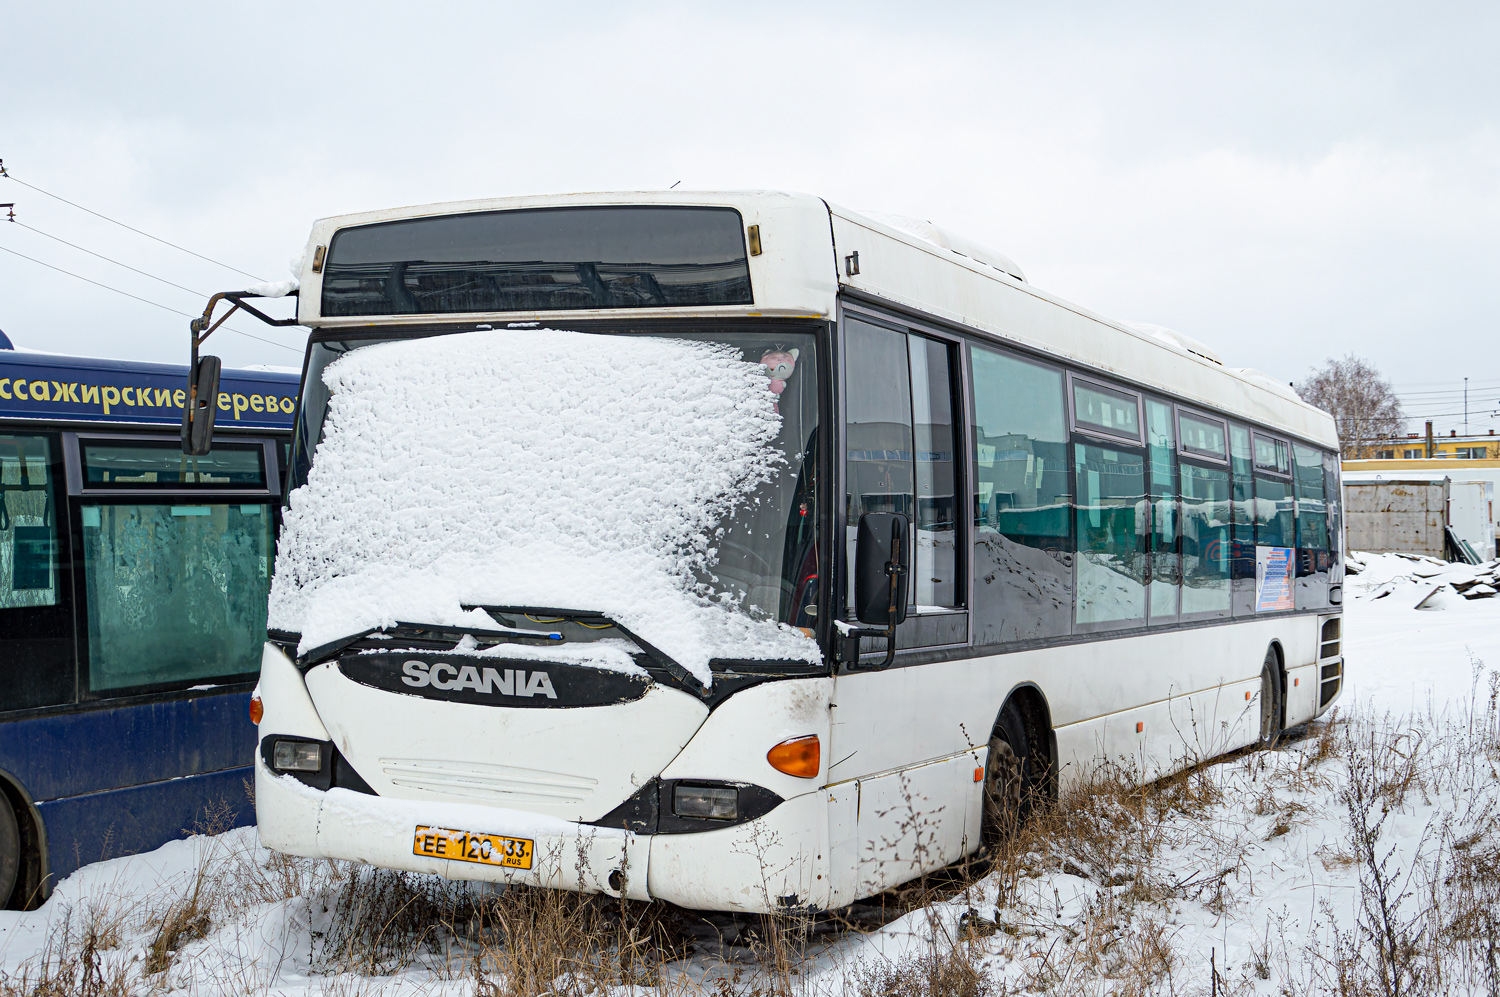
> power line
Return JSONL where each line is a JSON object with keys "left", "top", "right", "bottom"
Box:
{"left": 0, "top": 244, "right": 301, "bottom": 355}
{"left": 0, "top": 162, "right": 264, "bottom": 282}
{"left": 12, "top": 220, "right": 207, "bottom": 298}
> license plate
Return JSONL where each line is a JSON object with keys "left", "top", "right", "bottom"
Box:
{"left": 412, "top": 825, "right": 534, "bottom": 870}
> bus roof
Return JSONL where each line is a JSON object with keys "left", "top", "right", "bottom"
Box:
{"left": 291, "top": 190, "right": 1337, "bottom": 449}
{"left": 0, "top": 348, "right": 299, "bottom": 431}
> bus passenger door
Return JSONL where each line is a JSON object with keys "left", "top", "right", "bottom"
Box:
{"left": 832, "top": 313, "right": 974, "bottom": 895}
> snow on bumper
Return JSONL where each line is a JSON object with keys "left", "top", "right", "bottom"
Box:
{"left": 256, "top": 759, "right": 831, "bottom": 912}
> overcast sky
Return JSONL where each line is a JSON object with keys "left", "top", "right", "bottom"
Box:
{"left": 4, "top": 2, "right": 1497, "bottom": 434}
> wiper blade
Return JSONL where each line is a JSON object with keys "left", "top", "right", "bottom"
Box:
{"left": 391, "top": 620, "right": 564, "bottom": 642}
{"left": 295, "top": 619, "right": 563, "bottom": 669}
{"left": 463, "top": 604, "right": 703, "bottom": 690}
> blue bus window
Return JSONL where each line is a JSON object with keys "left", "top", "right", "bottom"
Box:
{"left": 82, "top": 441, "right": 265, "bottom": 488}
{"left": 1, "top": 435, "right": 60, "bottom": 608}
{"left": 80, "top": 501, "right": 272, "bottom": 692}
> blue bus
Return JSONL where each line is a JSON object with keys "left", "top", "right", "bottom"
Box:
{"left": 0, "top": 336, "right": 297, "bottom": 906}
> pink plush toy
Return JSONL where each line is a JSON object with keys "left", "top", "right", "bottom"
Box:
{"left": 761, "top": 348, "right": 799, "bottom": 413}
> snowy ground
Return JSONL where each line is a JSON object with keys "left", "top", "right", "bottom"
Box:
{"left": 1, "top": 553, "right": 1496, "bottom": 996}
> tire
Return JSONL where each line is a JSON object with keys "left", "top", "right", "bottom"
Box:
{"left": 1259, "top": 649, "right": 1284, "bottom": 749}
{"left": 981, "top": 698, "right": 1034, "bottom": 846}
{"left": 0, "top": 796, "right": 18, "bottom": 908}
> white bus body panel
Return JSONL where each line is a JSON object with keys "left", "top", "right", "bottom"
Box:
{"left": 301, "top": 661, "right": 709, "bottom": 823}
{"left": 833, "top": 615, "right": 1318, "bottom": 805}
{"left": 828, "top": 206, "right": 1337, "bottom": 451}
{"left": 647, "top": 790, "right": 831, "bottom": 911}
{"left": 658, "top": 678, "right": 831, "bottom": 794}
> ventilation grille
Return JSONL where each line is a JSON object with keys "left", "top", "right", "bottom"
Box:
{"left": 1320, "top": 617, "right": 1341, "bottom": 660}
{"left": 1320, "top": 661, "right": 1342, "bottom": 708}
{"left": 378, "top": 757, "right": 598, "bottom": 805}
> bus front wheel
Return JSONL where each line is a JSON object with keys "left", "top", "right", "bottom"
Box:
{"left": 981, "top": 699, "right": 1033, "bottom": 846}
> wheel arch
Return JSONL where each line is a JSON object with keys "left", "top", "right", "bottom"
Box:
{"left": 0, "top": 767, "right": 49, "bottom": 909}
{"left": 1266, "top": 639, "right": 1289, "bottom": 728}
{"left": 990, "top": 681, "right": 1056, "bottom": 801}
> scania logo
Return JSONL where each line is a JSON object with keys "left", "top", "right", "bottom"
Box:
{"left": 400, "top": 660, "right": 558, "bottom": 699}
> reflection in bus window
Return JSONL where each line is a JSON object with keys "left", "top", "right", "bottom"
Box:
{"left": 1146, "top": 400, "right": 1179, "bottom": 621}
{"left": 970, "top": 346, "right": 1071, "bottom": 642}
{"left": 81, "top": 502, "right": 272, "bottom": 691}
{"left": 843, "top": 319, "right": 957, "bottom": 612}
{"left": 844, "top": 319, "right": 914, "bottom": 613}
{"left": 1253, "top": 434, "right": 1290, "bottom": 475}
{"left": 1294, "top": 444, "right": 1329, "bottom": 553}
{"left": 1254, "top": 474, "right": 1293, "bottom": 549}
{"left": 1181, "top": 463, "right": 1231, "bottom": 616}
{"left": 83, "top": 442, "right": 265, "bottom": 487}
{"left": 1074, "top": 443, "right": 1146, "bottom": 625}
{"left": 1073, "top": 380, "right": 1141, "bottom": 442}
{"left": 908, "top": 336, "right": 956, "bottom": 608}
{"left": 1179, "top": 412, "right": 1227, "bottom": 459}
{"left": 0, "top": 435, "right": 59, "bottom": 609}
{"left": 1230, "top": 426, "right": 1255, "bottom": 589}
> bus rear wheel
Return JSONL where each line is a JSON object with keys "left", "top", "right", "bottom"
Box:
{"left": 0, "top": 797, "right": 19, "bottom": 908}
{"left": 1259, "top": 649, "right": 1284, "bottom": 749}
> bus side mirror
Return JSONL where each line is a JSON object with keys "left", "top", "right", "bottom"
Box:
{"left": 181, "top": 354, "right": 222, "bottom": 456}
{"left": 854, "top": 512, "right": 910, "bottom": 626}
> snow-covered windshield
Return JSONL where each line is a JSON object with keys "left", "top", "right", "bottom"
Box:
{"left": 274, "top": 326, "right": 821, "bottom": 685}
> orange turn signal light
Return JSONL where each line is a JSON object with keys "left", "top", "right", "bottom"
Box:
{"left": 767, "top": 735, "right": 820, "bottom": 778}
{"left": 249, "top": 694, "right": 264, "bottom": 725}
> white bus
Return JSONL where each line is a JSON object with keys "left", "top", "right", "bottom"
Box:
{"left": 248, "top": 191, "right": 1344, "bottom": 913}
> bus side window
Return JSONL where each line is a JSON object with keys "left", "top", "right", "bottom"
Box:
{"left": 1180, "top": 462, "right": 1231, "bottom": 617}
{"left": 74, "top": 441, "right": 274, "bottom": 695}
{"left": 1145, "top": 399, "right": 1179, "bottom": 622}
{"left": 0, "top": 433, "right": 75, "bottom": 711}
{"left": 1294, "top": 443, "right": 1331, "bottom": 607}
{"left": 1074, "top": 441, "right": 1147, "bottom": 627}
{"left": 1322, "top": 450, "right": 1343, "bottom": 566}
{"left": 0, "top": 436, "right": 60, "bottom": 609}
{"left": 1229, "top": 425, "right": 1256, "bottom": 616}
{"left": 968, "top": 345, "right": 1071, "bottom": 644}
{"left": 79, "top": 501, "right": 273, "bottom": 694}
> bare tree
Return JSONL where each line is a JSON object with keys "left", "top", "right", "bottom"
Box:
{"left": 1296, "top": 354, "right": 1406, "bottom": 459}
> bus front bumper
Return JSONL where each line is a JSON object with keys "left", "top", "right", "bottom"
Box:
{"left": 255, "top": 759, "right": 830, "bottom": 912}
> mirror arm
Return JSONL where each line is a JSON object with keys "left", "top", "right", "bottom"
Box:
{"left": 839, "top": 624, "right": 895, "bottom": 671}
{"left": 183, "top": 289, "right": 301, "bottom": 455}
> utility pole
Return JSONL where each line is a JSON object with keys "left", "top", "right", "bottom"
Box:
{"left": 1465, "top": 377, "right": 1469, "bottom": 435}
{"left": 1426, "top": 420, "right": 1435, "bottom": 459}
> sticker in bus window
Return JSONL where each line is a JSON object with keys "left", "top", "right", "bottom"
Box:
{"left": 11, "top": 527, "right": 53, "bottom": 590}
{"left": 1255, "top": 546, "right": 1294, "bottom": 611}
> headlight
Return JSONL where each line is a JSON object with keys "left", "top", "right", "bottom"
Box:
{"left": 672, "top": 784, "right": 738, "bottom": 820}
{"left": 272, "top": 740, "right": 323, "bottom": 772}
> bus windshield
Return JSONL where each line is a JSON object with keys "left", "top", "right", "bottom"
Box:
{"left": 279, "top": 326, "right": 821, "bottom": 681}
